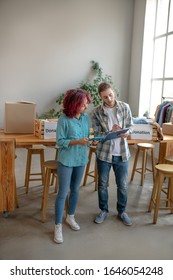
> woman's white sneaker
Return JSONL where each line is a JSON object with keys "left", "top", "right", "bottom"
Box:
{"left": 54, "top": 224, "right": 63, "bottom": 243}
{"left": 66, "top": 214, "right": 80, "bottom": 230}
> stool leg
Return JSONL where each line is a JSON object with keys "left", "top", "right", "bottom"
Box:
{"left": 151, "top": 149, "right": 155, "bottom": 182}
{"left": 83, "top": 149, "right": 92, "bottom": 186}
{"left": 54, "top": 174, "right": 58, "bottom": 193}
{"left": 50, "top": 172, "right": 58, "bottom": 191}
{"left": 40, "top": 150, "right": 45, "bottom": 186}
{"left": 141, "top": 149, "right": 147, "bottom": 186}
{"left": 51, "top": 149, "right": 58, "bottom": 186}
{"left": 130, "top": 147, "right": 139, "bottom": 181}
{"left": 42, "top": 168, "right": 51, "bottom": 223}
{"left": 25, "top": 150, "right": 32, "bottom": 194}
{"left": 153, "top": 173, "right": 164, "bottom": 224}
{"left": 166, "top": 177, "right": 171, "bottom": 207}
{"left": 148, "top": 170, "right": 159, "bottom": 212}
{"left": 169, "top": 177, "right": 173, "bottom": 213}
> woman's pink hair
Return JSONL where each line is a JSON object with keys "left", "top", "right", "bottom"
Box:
{"left": 63, "top": 88, "right": 91, "bottom": 118}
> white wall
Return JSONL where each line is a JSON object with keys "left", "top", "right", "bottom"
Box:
{"left": 0, "top": 0, "right": 135, "bottom": 127}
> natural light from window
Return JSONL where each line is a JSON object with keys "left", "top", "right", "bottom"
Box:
{"left": 139, "top": 0, "right": 173, "bottom": 119}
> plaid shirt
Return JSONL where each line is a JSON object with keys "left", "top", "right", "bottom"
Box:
{"left": 91, "top": 101, "right": 133, "bottom": 162}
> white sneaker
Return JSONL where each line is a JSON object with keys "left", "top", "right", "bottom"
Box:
{"left": 66, "top": 214, "right": 80, "bottom": 231}
{"left": 54, "top": 224, "right": 63, "bottom": 244}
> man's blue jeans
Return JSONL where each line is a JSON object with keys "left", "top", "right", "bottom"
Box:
{"left": 55, "top": 162, "right": 85, "bottom": 225}
{"left": 97, "top": 156, "right": 128, "bottom": 215}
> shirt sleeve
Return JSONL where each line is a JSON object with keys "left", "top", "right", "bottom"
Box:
{"left": 56, "top": 116, "right": 71, "bottom": 149}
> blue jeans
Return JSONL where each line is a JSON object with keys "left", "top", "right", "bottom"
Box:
{"left": 55, "top": 162, "right": 85, "bottom": 224}
{"left": 97, "top": 156, "right": 128, "bottom": 215}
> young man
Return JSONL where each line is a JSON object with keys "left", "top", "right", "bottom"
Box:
{"left": 91, "top": 82, "right": 133, "bottom": 226}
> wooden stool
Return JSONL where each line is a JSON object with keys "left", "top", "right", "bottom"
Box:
{"left": 83, "top": 146, "right": 98, "bottom": 191}
{"left": 130, "top": 143, "right": 155, "bottom": 186}
{"left": 148, "top": 164, "right": 173, "bottom": 224}
{"left": 25, "top": 145, "right": 45, "bottom": 193}
{"left": 42, "top": 160, "right": 68, "bottom": 223}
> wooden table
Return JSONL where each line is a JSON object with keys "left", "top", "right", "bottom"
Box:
{"left": 0, "top": 132, "right": 173, "bottom": 212}
{"left": 0, "top": 132, "right": 56, "bottom": 147}
{"left": 1, "top": 131, "right": 172, "bottom": 158}
{"left": 0, "top": 132, "right": 172, "bottom": 165}
{"left": 157, "top": 135, "right": 173, "bottom": 164}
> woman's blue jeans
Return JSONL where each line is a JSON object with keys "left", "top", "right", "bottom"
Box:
{"left": 55, "top": 162, "right": 85, "bottom": 225}
{"left": 97, "top": 156, "right": 128, "bottom": 215}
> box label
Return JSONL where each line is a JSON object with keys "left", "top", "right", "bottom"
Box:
{"left": 130, "top": 124, "right": 152, "bottom": 140}
{"left": 44, "top": 121, "right": 57, "bottom": 139}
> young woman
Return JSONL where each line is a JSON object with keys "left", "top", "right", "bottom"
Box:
{"left": 54, "top": 88, "right": 91, "bottom": 244}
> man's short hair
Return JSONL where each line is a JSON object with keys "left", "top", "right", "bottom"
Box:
{"left": 98, "top": 82, "right": 111, "bottom": 94}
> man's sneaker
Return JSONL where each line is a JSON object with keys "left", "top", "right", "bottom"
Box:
{"left": 94, "top": 210, "right": 108, "bottom": 224}
{"left": 66, "top": 214, "right": 80, "bottom": 231}
{"left": 54, "top": 224, "right": 63, "bottom": 244}
{"left": 118, "top": 212, "right": 132, "bottom": 226}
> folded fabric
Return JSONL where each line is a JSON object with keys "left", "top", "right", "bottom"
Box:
{"left": 133, "top": 117, "right": 148, "bottom": 124}
{"left": 152, "top": 122, "right": 163, "bottom": 140}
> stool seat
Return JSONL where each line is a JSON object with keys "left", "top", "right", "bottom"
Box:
{"left": 83, "top": 146, "right": 98, "bottom": 191}
{"left": 164, "top": 156, "right": 173, "bottom": 164}
{"left": 42, "top": 160, "right": 68, "bottom": 223}
{"left": 148, "top": 164, "right": 173, "bottom": 224}
{"left": 155, "top": 164, "right": 173, "bottom": 173}
{"left": 25, "top": 145, "right": 45, "bottom": 193}
{"left": 130, "top": 142, "right": 155, "bottom": 186}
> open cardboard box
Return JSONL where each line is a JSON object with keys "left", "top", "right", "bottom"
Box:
{"left": 4, "top": 101, "right": 36, "bottom": 134}
{"left": 34, "top": 119, "right": 57, "bottom": 139}
{"left": 129, "top": 124, "right": 153, "bottom": 140}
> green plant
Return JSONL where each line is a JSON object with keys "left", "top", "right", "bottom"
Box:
{"left": 39, "top": 60, "right": 119, "bottom": 119}
{"left": 143, "top": 109, "right": 149, "bottom": 118}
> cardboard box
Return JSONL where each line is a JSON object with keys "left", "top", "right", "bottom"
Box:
{"left": 34, "top": 119, "right": 57, "bottom": 139}
{"left": 4, "top": 101, "right": 36, "bottom": 134}
{"left": 162, "top": 122, "right": 173, "bottom": 135}
{"left": 129, "top": 124, "right": 153, "bottom": 140}
{"left": 34, "top": 119, "right": 44, "bottom": 138}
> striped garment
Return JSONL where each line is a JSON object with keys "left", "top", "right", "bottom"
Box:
{"left": 91, "top": 101, "right": 133, "bottom": 162}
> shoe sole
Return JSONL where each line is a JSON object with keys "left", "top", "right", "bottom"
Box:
{"left": 54, "top": 238, "right": 63, "bottom": 244}
{"left": 118, "top": 215, "right": 132, "bottom": 226}
{"left": 94, "top": 220, "right": 105, "bottom": 224}
{"left": 66, "top": 220, "right": 80, "bottom": 231}
{"left": 94, "top": 214, "right": 108, "bottom": 224}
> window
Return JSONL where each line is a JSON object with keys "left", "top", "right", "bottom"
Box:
{"left": 139, "top": 0, "right": 173, "bottom": 118}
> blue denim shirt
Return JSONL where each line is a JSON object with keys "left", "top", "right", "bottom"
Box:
{"left": 56, "top": 113, "right": 90, "bottom": 167}
{"left": 91, "top": 101, "right": 133, "bottom": 162}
